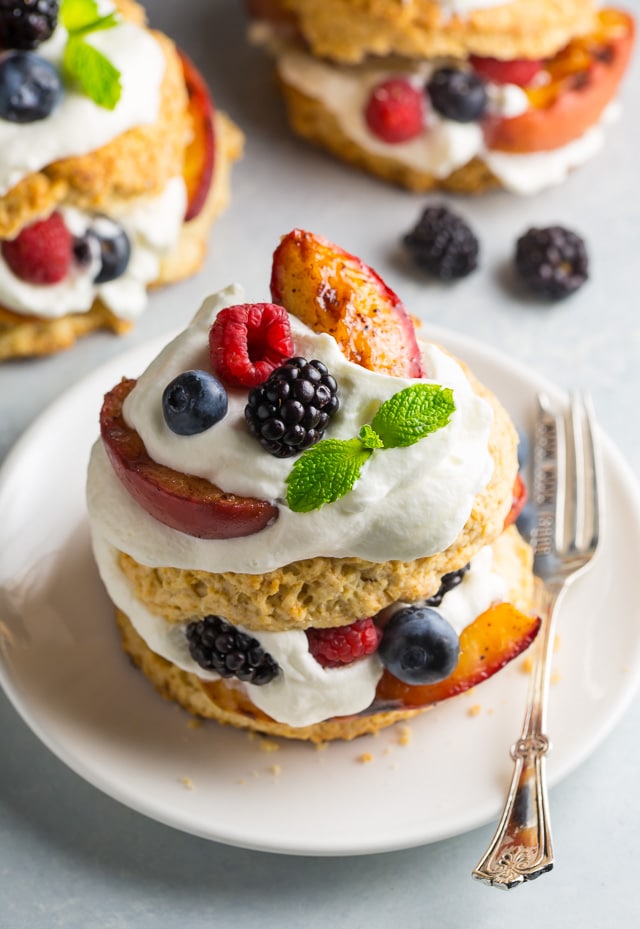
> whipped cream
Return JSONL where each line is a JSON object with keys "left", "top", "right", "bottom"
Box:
{"left": 438, "top": 0, "right": 514, "bottom": 16}
{"left": 86, "top": 284, "right": 494, "bottom": 573}
{"left": 91, "top": 533, "right": 506, "bottom": 727}
{"left": 0, "top": 3, "right": 165, "bottom": 196}
{"left": 276, "top": 50, "right": 616, "bottom": 195}
{"left": 0, "top": 177, "right": 186, "bottom": 320}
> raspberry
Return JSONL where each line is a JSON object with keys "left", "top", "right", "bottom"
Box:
{"left": 0, "top": 0, "right": 59, "bottom": 50}
{"left": 515, "top": 225, "right": 589, "bottom": 299}
{"left": 209, "top": 303, "right": 294, "bottom": 388}
{"left": 185, "top": 615, "right": 279, "bottom": 686}
{"left": 1, "top": 212, "right": 71, "bottom": 284}
{"left": 403, "top": 204, "right": 479, "bottom": 280}
{"left": 469, "top": 55, "right": 543, "bottom": 88}
{"left": 364, "top": 77, "right": 425, "bottom": 143}
{"left": 245, "top": 356, "right": 340, "bottom": 458}
{"left": 306, "top": 618, "right": 382, "bottom": 668}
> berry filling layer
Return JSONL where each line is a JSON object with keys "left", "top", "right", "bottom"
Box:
{"left": 0, "top": 178, "right": 187, "bottom": 319}
{"left": 92, "top": 533, "right": 534, "bottom": 727}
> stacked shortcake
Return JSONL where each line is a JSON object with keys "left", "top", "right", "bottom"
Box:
{"left": 87, "top": 229, "right": 538, "bottom": 742}
{"left": 248, "top": 0, "right": 634, "bottom": 194}
{"left": 0, "top": 0, "right": 243, "bottom": 360}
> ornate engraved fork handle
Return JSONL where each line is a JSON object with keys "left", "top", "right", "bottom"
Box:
{"left": 472, "top": 583, "right": 560, "bottom": 889}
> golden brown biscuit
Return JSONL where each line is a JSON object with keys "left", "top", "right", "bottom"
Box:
{"left": 114, "top": 525, "right": 533, "bottom": 742}
{"left": 278, "top": 0, "right": 598, "bottom": 63}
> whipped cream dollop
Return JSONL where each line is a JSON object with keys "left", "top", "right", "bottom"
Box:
{"left": 91, "top": 534, "right": 506, "bottom": 727}
{"left": 0, "top": 178, "right": 186, "bottom": 320}
{"left": 86, "top": 284, "right": 494, "bottom": 573}
{"left": 276, "top": 51, "right": 616, "bottom": 195}
{"left": 0, "top": 4, "right": 166, "bottom": 196}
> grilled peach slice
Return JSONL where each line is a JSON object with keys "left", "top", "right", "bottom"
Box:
{"left": 179, "top": 50, "right": 216, "bottom": 222}
{"left": 100, "top": 379, "right": 278, "bottom": 539}
{"left": 376, "top": 602, "right": 540, "bottom": 708}
{"left": 483, "top": 9, "right": 634, "bottom": 153}
{"left": 270, "top": 229, "right": 423, "bottom": 377}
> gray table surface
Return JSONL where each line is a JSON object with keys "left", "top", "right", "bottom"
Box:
{"left": 1, "top": 1, "right": 639, "bottom": 925}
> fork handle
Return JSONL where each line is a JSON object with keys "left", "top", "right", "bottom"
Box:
{"left": 472, "top": 584, "right": 560, "bottom": 888}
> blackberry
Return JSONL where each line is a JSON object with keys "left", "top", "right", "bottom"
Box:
{"left": 427, "top": 67, "right": 488, "bottom": 123}
{"left": 245, "top": 356, "right": 340, "bottom": 458}
{"left": 515, "top": 225, "right": 589, "bottom": 299}
{"left": 403, "top": 205, "right": 479, "bottom": 280}
{"left": 425, "top": 563, "right": 470, "bottom": 607}
{"left": 0, "top": 0, "right": 59, "bottom": 50}
{"left": 186, "top": 615, "right": 279, "bottom": 686}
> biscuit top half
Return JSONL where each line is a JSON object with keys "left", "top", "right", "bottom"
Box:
{"left": 251, "top": 0, "right": 599, "bottom": 63}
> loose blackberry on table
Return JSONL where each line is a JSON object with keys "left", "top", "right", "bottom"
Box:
{"left": 245, "top": 356, "right": 340, "bottom": 458}
{"left": 403, "top": 204, "right": 479, "bottom": 280}
{"left": 515, "top": 225, "right": 589, "bottom": 299}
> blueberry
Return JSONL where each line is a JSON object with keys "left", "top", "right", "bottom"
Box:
{"left": 427, "top": 67, "right": 487, "bottom": 123}
{"left": 91, "top": 217, "right": 131, "bottom": 284}
{"left": 72, "top": 232, "right": 101, "bottom": 271}
{"left": 0, "top": 51, "right": 61, "bottom": 123}
{"left": 379, "top": 606, "right": 460, "bottom": 685}
{"left": 162, "top": 370, "right": 228, "bottom": 436}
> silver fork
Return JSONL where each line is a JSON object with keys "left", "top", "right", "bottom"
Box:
{"left": 472, "top": 390, "right": 601, "bottom": 889}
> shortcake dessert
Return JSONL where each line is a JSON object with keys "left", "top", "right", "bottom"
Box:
{"left": 247, "top": 0, "right": 634, "bottom": 194}
{"left": 87, "top": 229, "right": 538, "bottom": 742}
{"left": 0, "top": 0, "right": 243, "bottom": 360}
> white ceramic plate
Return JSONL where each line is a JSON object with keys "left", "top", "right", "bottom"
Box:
{"left": 1, "top": 329, "right": 640, "bottom": 857}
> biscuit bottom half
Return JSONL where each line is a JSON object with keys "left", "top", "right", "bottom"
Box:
{"left": 113, "top": 525, "right": 534, "bottom": 743}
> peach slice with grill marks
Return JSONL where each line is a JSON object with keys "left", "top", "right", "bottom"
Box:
{"left": 270, "top": 228, "right": 423, "bottom": 378}
{"left": 376, "top": 602, "right": 540, "bottom": 708}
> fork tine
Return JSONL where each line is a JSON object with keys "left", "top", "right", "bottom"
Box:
{"left": 566, "top": 392, "right": 582, "bottom": 552}
{"left": 564, "top": 391, "right": 600, "bottom": 553}
{"left": 580, "top": 392, "right": 600, "bottom": 551}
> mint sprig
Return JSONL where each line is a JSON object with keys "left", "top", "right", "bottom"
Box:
{"left": 371, "top": 384, "right": 455, "bottom": 448}
{"left": 61, "top": 0, "right": 122, "bottom": 110}
{"left": 286, "top": 384, "right": 455, "bottom": 512}
{"left": 286, "top": 439, "right": 371, "bottom": 513}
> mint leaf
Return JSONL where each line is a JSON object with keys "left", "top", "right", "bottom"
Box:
{"left": 64, "top": 35, "right": 122, "bottom": 110}
{"left": 74, "top": 12, "right": 119, "bottom": 35}
{"left": 371, "top": 384, "right": 455, "bottom": 448}
{"left": 286, "top": 439, "right": 372, "bottom": 512}
{"left": 60, "top": 0, "right": 102, "bottom": 32}
{"left": 359, "top": 424, "right": 384, "bottom": 450}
